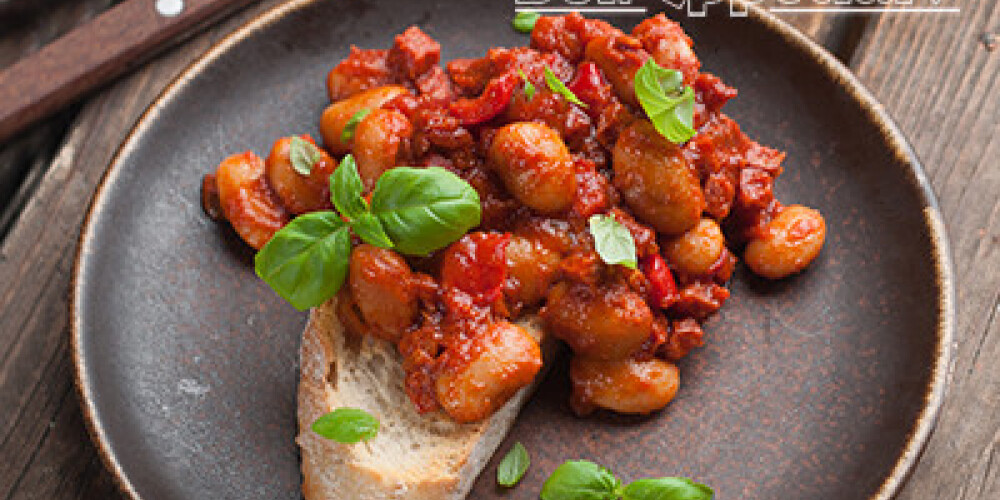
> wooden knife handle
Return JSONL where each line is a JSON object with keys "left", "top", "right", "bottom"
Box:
{"left": 0, "top": 0, "right": 256, "bottom": 143}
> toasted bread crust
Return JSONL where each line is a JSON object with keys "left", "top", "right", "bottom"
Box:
{"left": 297, "top": 298, "right": 551, "bottom": 500}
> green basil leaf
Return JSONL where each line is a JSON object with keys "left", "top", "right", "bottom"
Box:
{"left": 341, "top": 108, "right": 371, "bottom": 144}
{"left": 289, "top": 136, "right": 322, "bottom": 176}
{"left": 497, "top": 442, "right": 530, "bottom": 487}
{"left": 540, "top": 460, "right": 621, "bottom": 500}
{"left": 588, "top": 214, "right": 638, "bottom": 270}
{"left": 311, "top": 408, "right": 380, "bottom": 443}
{"left": 634, "top": 58, "right": 696, "bottom": 144}
{"left": 351, "top": 212, "right": 393, "bottom": 249}
{"left": 622, "top": 477, "right": 714, "bottom": 500}
{"left": 254, "top": 211, "right": 351, "bottom": 311}
{"left": 544, "top": 66, "right": 587, "bottom": 108}
{"left": 518, "top": 69, "right": 536, "bottom": 101}
{"left": 331, "top": 154, "right": 368, "bottom": 220}
{"left": 513, "top": 11, "right": 540, "bottom": 34}
{"left": 370, "top": 167, "right": 481, "bottom": 256}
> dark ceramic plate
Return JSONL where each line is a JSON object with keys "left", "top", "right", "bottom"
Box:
{"left": 72, "top": 0, "right": 954, "bottom": 498}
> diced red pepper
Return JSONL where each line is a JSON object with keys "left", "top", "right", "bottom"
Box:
{"left": 566, "top": 62, "right": 611, "bottom": 115}
{"left": 642, "top": 253, "right": 679, "bottom": 309}
{"left": 448, "top": 72, "right": 518, "bottom": 126}
{"left": 440, "top": 232, "right": 511, "bottom": 305}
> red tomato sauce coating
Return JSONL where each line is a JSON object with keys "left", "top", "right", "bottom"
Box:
{"left": 204, "top": 15, "right": 826, "bottom": 421}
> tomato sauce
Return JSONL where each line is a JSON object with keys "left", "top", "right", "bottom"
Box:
{"left": 204, "top": 12, "right": 827, "bottom": 421}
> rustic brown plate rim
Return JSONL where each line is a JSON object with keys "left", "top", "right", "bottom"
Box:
{"left": 70, "top": 0, "right": 956, "bottom": 498}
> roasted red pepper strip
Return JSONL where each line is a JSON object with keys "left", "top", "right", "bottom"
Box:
{"left": 448, "top": 72, "right": 518, "bottom": 125}
{"left": 642, "top": 253, "right": 679, "bottom": 309}
{"left": 440, "top": 232, "right": 512, "bottom": 305}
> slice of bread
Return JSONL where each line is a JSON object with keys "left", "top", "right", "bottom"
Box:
{"left": 296, "top": 298, "right": 554, "bottom": 500}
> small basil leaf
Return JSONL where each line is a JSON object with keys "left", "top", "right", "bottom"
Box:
{"left": 544, "top": 66, "right": 587, "bottom": 108}
{"left": 518, "top": 69, "right": 536, "bottom": 101}
{"left": 497, "top": 442, "right": 530, "bottom": 487}
{"left": 311, "top": 408, "right": 380, "bottom": 443}
{"left": 351, "top": 212, "right": 393, "bottom": 249}
{"left": 254, "top": 211, "right": 351, "bottom": 311}
{"left": 622, "top": 477, "right": 714, "bottom": 500}
{"left": 370, "top": 167, "right": 481, "bottom": 256}
{"left": 340, "top": 108, "right": 371, "bottom": 144}
{"left": 289, "top": 136, "right": 322, "bottom": 176}
{"left": 588, "top": 214, "right": 638, "bottom": 270}
{"left": 634, "top": 58, "right": 696, "bottom": 144}
{"left": 513, "top": 11, "right": 540, "bottom": 34}
{"left": 540, "top": 460, "right": 621, "bottom": 500}
{"left": 331, "top": 154, "right": 368, "bottom": 220}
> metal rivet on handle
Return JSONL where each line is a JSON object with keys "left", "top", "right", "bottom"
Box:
{"left": 155, "top": 0, "right": 184, "bottom": 17}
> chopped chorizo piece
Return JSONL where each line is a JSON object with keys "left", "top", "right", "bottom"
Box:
{"left": 607, "top": 207, "right": 659, "bottom": 259}
{"left": 660, "top": 318, "right": 705, "bottom": 361}
{"left": 489, "top": 47, "right": 575, "bottom": 84}
{"left": 326, "top": 47, "right": 393, "bottom": 102}
{"left": 504, "top": 89, "right": 593, "bottom": 147}
{"left": 670, "top": 282, "right": 730, "bottom": 320}
{"left": 531, "top": 12, "right": 621, "bottom": 63}
{"left": 571, "top": 157, "right": 613, "bottom": 219}
{"left": 415, "top": 65, "right": 456, "bottom": 105}
{"left": 684, "top": 114, "right": 784, "bottom": 220}
{"left": 411, "top": 106, "right": 474, "bottom": 153}
{"left": 447, "top": 57, "right": 493, "bottom": 96}
{"left": 693, "top": 73, "right": 737, "bottom": 128}
{"left": 388, "top": 26, "right": 441, "bottom": 80}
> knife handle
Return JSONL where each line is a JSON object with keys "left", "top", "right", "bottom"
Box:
{"left": 0, "top": 0, "right": 256, "bottom": 143}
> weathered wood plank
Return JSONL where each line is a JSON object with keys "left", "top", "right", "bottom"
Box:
{"left": 849, "top": 4, "right": 1000, "bottom": 499}
{"left": 0, "top": 5, "right": 870, "bottom": 500}
{"left": 0, "top": 2, "right": 284, "bottom": 498}
{"left": 0, "top": 0, "right": 117, "bottom": 239}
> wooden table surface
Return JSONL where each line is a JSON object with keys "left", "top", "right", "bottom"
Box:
{"left": 0, "top": 1, "right": 996, "bottom": 498}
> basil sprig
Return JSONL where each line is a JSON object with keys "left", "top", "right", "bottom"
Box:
{"left": 311, "top": 408, "right": 379, "bottom": 443}
{"left": 341, "top": 108, "right": 371, "bottom": 143}
{"left": 254, "top": 154, "right": 481, "bottom": 310}
{"left": 589, "top": 214, "right": 638, "bottom": 270}
{"left": 634, "top": 58, "right": 696, "bottom": 144}
{"left": 518, "top": 69, "right": 536, "bottom": 101}
{"left": 513, "top": 11, "right": 540, "bottom": 34}
{"left": 622, "top": 478, "right": 714, "bottom": 500}
{"left": 544, "top": 66, "right": 587, "bottom": 108}
{"left": 541, "top": 460, "right": 713, "bottom": 500}
{"left": 289, "top": 136, "right": 322, "bottom": 175}
{"left": 541, "top": 461, "right": 622, "bottom": 500}
{"left": 497, "top": 442, "right": 530, "bottom": 487}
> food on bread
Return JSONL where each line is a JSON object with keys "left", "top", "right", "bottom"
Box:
{"left": 297, "top": 299, "right": 554, "bottom": 499}
{"left": 200, "top": 10, "right": 828, "bottom": 498}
